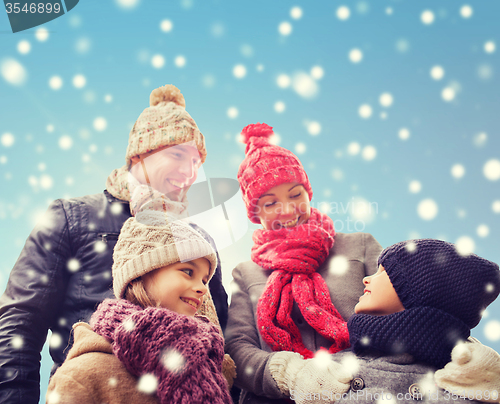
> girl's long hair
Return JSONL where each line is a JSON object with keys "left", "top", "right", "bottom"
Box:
{"left": 124, "top": 278, "right": 159, "bottom": 308}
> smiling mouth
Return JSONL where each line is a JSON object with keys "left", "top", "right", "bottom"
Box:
{"left": 167, "top": 179, "right": 189, "bottom": 189}
{"left": 279, "top": 217, "right": 299, "bottom": 228}
{"left": 180, "top": 297, "right": 199, "bottom": 310}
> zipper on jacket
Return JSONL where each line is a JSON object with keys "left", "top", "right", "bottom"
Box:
{"left": 97, "top": 233, "right": 119, "bottom": 244}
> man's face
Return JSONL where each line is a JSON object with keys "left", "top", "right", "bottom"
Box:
{"left": 130, "top": 142, "right": 202, "bottom": 201}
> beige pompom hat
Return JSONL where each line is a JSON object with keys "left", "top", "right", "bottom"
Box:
{"left": 112, "top": 210, "right": 217, "bottom": 299}
{"left": 106, "top": 84, "right": 207, "bottom": 201}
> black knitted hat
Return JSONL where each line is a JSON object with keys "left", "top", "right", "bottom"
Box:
{"left": 378, "top": 239, "right": 500, "bottom": 329}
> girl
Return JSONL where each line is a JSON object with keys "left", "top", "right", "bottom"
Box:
{"left": 47, "top": 209, "right": 234, "bottom": 404}
{"left": 225, "top": 123, "right": 381, "bottom": 403}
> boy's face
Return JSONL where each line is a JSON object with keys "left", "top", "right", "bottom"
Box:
{"left": 354, "top": 265, "right": 405, "bottom": 316}
{"left": 255, "top": 182, "right": 311, "bottom": 230}
{"left": 130, "top": 142, "right": 202, "bottom": 201}
{"left": 143, "top": 257, "right": 210, "bottom": 316}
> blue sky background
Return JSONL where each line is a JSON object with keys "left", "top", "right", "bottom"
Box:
{"left": 1, "top": 1, "right": 499, "bottom": 402}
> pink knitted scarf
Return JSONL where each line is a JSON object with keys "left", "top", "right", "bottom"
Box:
{"left": 91, "top": 299, "right": 231, "bottom": 404}
{"left": 253, "top": 208, "right": 350, "bottom": 359}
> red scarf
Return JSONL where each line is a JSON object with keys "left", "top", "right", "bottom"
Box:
{"left": 253, "top": 208, "right": 350, "bottom": 358}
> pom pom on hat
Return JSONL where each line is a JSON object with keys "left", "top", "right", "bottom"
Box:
{"left": 241, "top": 123, "right": 274, "bottom": 145}
{"left": 149, "top": 84, "right": 186, "bottom": 108}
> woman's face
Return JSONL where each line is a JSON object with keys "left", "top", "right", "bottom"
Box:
{"left": 255, "top": 182, "right": 311, "bottom": 230}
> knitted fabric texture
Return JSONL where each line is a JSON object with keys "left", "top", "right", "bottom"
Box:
{"left": 348, "top": 238, "right": 500, "bottom": 369}
{"left": 106, "top": 84, "right": 206, "bottom": 202}
{"left": 130, "top": 184, "right": 188, "bottom": 218}
{"left": 237, "top": 123, "right": 313, "bottom": 223}
{"left": 91, "top": 299, "right": 232, "bottom": 404}
{"left": 112, "top": 210, "right": 217, "bottom": 299}
{"left": 254, "top": 208, "right": 349, "bottom": 359}
{"left": 379, "top": 239, "right": 500, "bottom": 328}
{"left": 348, "top": 307, "right": 471, "bottom": 368}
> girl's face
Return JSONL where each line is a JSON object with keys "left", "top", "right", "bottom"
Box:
{"left": 143, "top": 257, "right": 210, "bottom": 316}
{"left": 354, "top": 265, "right": 404, "bottom": 316}
{"left": 255, "top": 182, "right": 311, "bottom": 230}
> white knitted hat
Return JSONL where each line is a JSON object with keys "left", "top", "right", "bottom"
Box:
{"left": 125, "top": 84, "right": 207, "bottom": 165}
{"left": 112, "top": 210, "right": 217, "bottom": 299}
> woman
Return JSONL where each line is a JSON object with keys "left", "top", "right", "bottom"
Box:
{"left": 225, "top": 123, "right": 381, "bottom": 403}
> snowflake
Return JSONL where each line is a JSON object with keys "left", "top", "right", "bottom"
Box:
{"left": 123, "top": 318, "right": 135, "bottom": 332}
{"left": 49, "top": 333, "right": 63, "bottom": 349}
{"left": 137, "top": 373, "right": 158, "bottom": 394}
{"left": 11, "top": 336, "right": 23, "bottom": 349}
{"left": 161, "top": 348, "right": 186, "bottom": 373}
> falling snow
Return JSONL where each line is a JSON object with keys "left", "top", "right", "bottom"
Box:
{"left": 430, "top": 65, "right": 445, "bottom": 80}
{"left": 1, "top": 58, "right": 27, "bottom": 86}
{"left": 336, "top": 6, "right": 350, "bottom": 21}
{"left": 347, "top": 142, "right": 360, "bottom": 155}
{"left": 418, "top": 199, "right": 438, "bottom": 221}
{"left": 49, "top": 76, "right": 63, "bottom": 90}
{"left": 151, "top": 54, "right": 165, "bottom": 69}
{"left": 93, "top": 117, "right": 108, "bottom": 132}
{"left": 123, "top": 318, "right": 135, "bottom": 332}
{"left": 1, "top": 133, "right": 15, "bottom": 148}
{"left": 175, "top": 56, "right": 186, "bottom": 68}
{"left": 455, "top": 236, "right": 475, "bottom": 256}
{"left": 292, "top": 72, "right": 318, "bottom": 99}
{"left": 290, "top": 6, "right": 303, "bottom": 20}
{"left": 233, "top": 64, "right": 247, "bottom": 79}
{"left": 398, "top": 128, "right": 410, "bottom": 140}
{"left": 137, "top": 373, "right": 158, "bottom": 394}
{"left": 35, "top": 28, "right": 49, "bottom": 42}
{"left": 477, "top": 224, "right": 489, "bottom": 238}
{"left": 450, "top": 164, "right": 465, "bottom": 179}
{"left": 11, "top": 335, "right": 23, "bottom": 349}
{"left": 49, "top": 332, "right": 63, "bottom": 348}
{"left": 358, "top": 104, "right": 372, "bottom": 119}
{"left": 409, "top": 181, "right": 422, "bottom": 194}
{"left": 274, "top": 101, "right": 285, "bottom": 113}
{"left": 484, "top": 320, "right": 500, "bottom": 342}
{"left": 460, "top": 5, "right": 473, "bottom": 19}
{"left": 161, "top": 348, "right": 186, "bottom": 373}
{"left": 67, "top": 258, "right": 80, "bottom": 272}
{"left": 278, "top": 22, "right": 292, "bottom": 36}
{"left": 421, "top": 10, "right": 435, "bottom": 25}
{"left": 349, "top": 49, "right": 363, "bottom": 63}
{"left": 483, "top": 159, "right": 500, "bottom": 181}
{"left": 379, "top": 93, "right": 393, "bottom": 107}
{"left": 17, "top": 40, "right": 31, "bottom": 55}
{"left": 227, "top": 107, "right": 239, "bottom": 119}
{"left": 160, "top": 19, "right": 173, "bottom": 32}
{"left": 362, "top": 146, "right": 377, "bottom": 161}
{"left": 441, "top": 87, "right": 456, "bottom": 101}
{"left": 115, "top": 0, "right": 140, "bottom": 9}
{"left": 329, "top": 255, "right": 349, "bottom": 275}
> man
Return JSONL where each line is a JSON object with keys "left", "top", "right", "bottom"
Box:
{"left": 0, "top": 85, "right": 228, "bottom": 404}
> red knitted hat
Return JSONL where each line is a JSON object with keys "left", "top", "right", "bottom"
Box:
{"left": 237, "top": 123, "right": 313, "bottom": 223}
